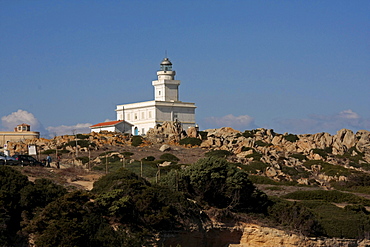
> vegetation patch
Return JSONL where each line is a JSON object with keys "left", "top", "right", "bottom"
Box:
{"left": 179, "top": 137, "right": 202, "bottom": 146}
{"left": 283, "top": 190, "right": 370, "bottom": 206}
{"left": 254, "top": 140, "right": 272, "bottom": 147}
{"left": 283, "top": 134, "right": 299, "bottom": 142}
{"left": 159, "top": 153, "right": 180, "bottom": 163}
{"left": 241, "top": 161, "right": 269, "bottom": 174}
{"left": 205, "top": 150, "right": 232, "bottom": 158}
{"left": 131, "top": 136, "right": 143, "bottom": 147}
{"left": 289, "top": 153, "right": 307, "bottom": 161}
{"left": 245, "top": 152, "right": 262, "bottom": 161}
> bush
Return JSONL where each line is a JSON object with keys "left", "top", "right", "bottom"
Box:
{"left": 63, "top": 140, "right": 95, "bottom": 148}
{"left": 76, "top": 156, "right": 89, "bottom": 165}
{"left": 131, "top": 136, "right": 143, "bottom": 147}
{"left": 245, "top": 152, "right": 262, "bottom": 161}
{"left": 289, "top": 153, "right": 307, "bottom": 161}
{"left": 179, "top": 137, "right": 202, "bottom": 146}
{"left": 283, "top": 190, "right": 370, "bottom": 206}
{"left": 301, "top": 200, "right": 370, "bottom": 239}
{"left": 241, "top": 146, "right": 253, "bottom": 152}
{"left": 178, "top": 157, "right": 270, "bottom": 212}
{"left": 241, "top": 161, "right": 269, "bottom": 174}
{"left": 41, "top": 149, "right": 56, "bottom": 155}
{"left": 242, "top": 129, "right": 258, "bottom": 138}
{"left": 254, "top": 140, "right": 272, "bottom": 147}
{"left": 283, "top": 134, "right": 299, "bottom": 142}
{"left": 142, "top": 156, "right": 155, "bottom": 162}
{"left": 159, "top": 153, "right": 180, "bottom": 162}
{"left": 268, "top": 198, "right": 322, "bottom": 237}
{"left": 281, "top": 166, "right": 310, "bottom": 179}
{"left": 311, "top": 148, "right": 332, "bottom": 158}
{"left": 205, "top": 150, "right": 232, "bottom": 158}
{"left": 76, "top": 134, "right": 90, "bottom": 140}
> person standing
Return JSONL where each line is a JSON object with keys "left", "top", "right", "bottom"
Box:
{"left": 56, "top": 154, "right": 61, "bottom": 169}
{"left": 46, "top": 155, "right": 52, "bottom": 167}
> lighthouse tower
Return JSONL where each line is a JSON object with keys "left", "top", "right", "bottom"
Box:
{"left": 114, "top": 57, "right": 196, "bottom": 135}
{"left": 152, "top": 58, "right": 181, "bottom": 102}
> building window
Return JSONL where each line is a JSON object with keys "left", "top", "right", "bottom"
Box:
{"left": 127, "top": 114, "right": 130, "bottom": 120}
{"left": 135, "top": 113, "right": 138, "bottom": 120}
{"left": 142, "top": 128, "right": 145, "bottom": 134}
{"left": 159, "top": 91, "right": 161, "bottom": 95}
{"left": 149, "top": 111, "right": 152, "bottom": 118}
{"left": 142, "top": 112, "right": 145, "bottom": 119}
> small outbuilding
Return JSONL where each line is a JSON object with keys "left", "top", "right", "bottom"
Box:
{"left": 90, "top": 120, "right": 133, "bottom": 134}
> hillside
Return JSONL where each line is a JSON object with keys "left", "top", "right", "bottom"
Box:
{"left": 2, "top": 122, "right": 370, "bottom": 246}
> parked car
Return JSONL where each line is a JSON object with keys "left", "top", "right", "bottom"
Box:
{"left": 0, "top": 155, "right": 18, "bottom": 166}
{"left": 12, "top": 155, "right": 44, "bottom": 166}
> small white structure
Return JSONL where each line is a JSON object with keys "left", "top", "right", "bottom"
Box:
{"left": 115, "top": 58, "right": 196, "bottom": 135}
{"left": 90, "top": 120, "right": 133, "bottom": 134}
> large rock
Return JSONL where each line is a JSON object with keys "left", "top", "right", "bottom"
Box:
{"left": 146, "top": 121, "right": 185, "bottom": 143}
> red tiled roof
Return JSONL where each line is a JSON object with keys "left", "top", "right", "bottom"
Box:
{"left": 90, "top": 120, "right": 124, "bottom": 128}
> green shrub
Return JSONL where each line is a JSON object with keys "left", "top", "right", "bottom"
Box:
{"left": 131, "top": 136, "right": 143, "bottom": 147}
{"left": 281, "top": 166, "right": 310, "bottom": 179}
{"left": 177, "top": 157, "right": 270, "bottom": 212}
{"left": 283, "top": 134, "right": 299, "bottom": 142}
{"left": 76, "top": 134, "right": 90, "bottom": 140}
{"left": 242, "top": 129, "right": 259, "bottom": 138}
{"left": 300, "top": 200, "right": 370, "bottom": 239}
{"left": 331, "top": 174, "right": 370, "bottom": 194}
{"left": 283, "top": 190, "right": 370, "bottom": 206}
{"left": 321, "top": 163, "right": 352, "bottom": 177}
{"left": 41, "top": 149, "right": 56, "bottom": 155}
{"left": 63, "top": 140, "right": 95, "bottom": 148}
{"left": 289, "top": 153, "right": 307, "bottom": 161}
{"left": 142, "top": 156, "right": 155, "bottom": 162}
{"left": 205, "top": 150, "right": 232, "bottom": 158}
{"left": 179, "top": 137, "right": 202, "bottom": 146}
{"left": 241, "top": 146, "right": 253, "bottom": 152}
{"left": 311, "top": 147, "right": 332, "bottom": 158}
{"left": 241, "top": 161, "right": 269, "bottom": 174}
{"left": 245, "top": 152, "right": 262, "bottom": 161}
{"left": 336, "top": 147, "right": 365, "bottom": 165}
{"left": 302, "top": 160, "right": 325, "bottom": 169}
{"left": 254, "top": 140, "right": 272, "bottom": 147}
{"left": 159, "top": 153, "right": 180, "bottom": 162}
{"left": 76, "top": 156, "right": 89, "bottom": 165}
{"left": 268, "top": 198, "right": 322, "bottom": 237}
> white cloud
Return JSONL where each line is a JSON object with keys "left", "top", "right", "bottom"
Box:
{"left": 202, "top": 114, "right": 257, "bottom": 131}
{"left": 338, "top": 109, "right": 360, "bottom": 119}
{"left": 1, "top": 109, "right": 92, "bottom": 138}
{"left": 274, "top": 109, "right": 370, "bottom": 134}
{"left": 1, "top": 109, "right": 43, "bottom": 131}
{"left": 46, "top": 123, "right": 92, "bottom": 137}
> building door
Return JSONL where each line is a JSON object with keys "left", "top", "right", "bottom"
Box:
{"left": 134, "top": 127, "right": 139, "bottom": 135}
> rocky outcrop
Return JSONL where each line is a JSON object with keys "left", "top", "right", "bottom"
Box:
{"left": 161, "top": 223, "right": 370, "bottom": 247}
{"left": 146, "top": 121, "right": 185, "bottom": 144}
{"left": 229, "top": 223, "right": 370, "bottom": 247}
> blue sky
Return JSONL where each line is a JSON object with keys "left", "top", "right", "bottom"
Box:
{"left": 1, "top": 1, "right": 369, "bottom": 137}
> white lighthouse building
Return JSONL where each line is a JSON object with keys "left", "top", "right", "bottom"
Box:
{"left": 115, "top": 58, "right": 196, "bottom": 135}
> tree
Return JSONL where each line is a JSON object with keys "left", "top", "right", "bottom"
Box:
{"left": 177, "top": 157, "right": 270, "bottom": 212}
{"left": 0, "top": 166, "right": 30, "bottom": 245}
